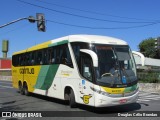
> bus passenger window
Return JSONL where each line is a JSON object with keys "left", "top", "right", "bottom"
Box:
{"left": 21, "top": 55, "right": 25, "bottom": 66}
{"left": 48, "top": 48, "right": 55, "bottom": 64}
{"left": 36, "top": 51, "right": 43, "bottom": 65}
{"left": 25, "top": 53, "right": 30, "bottom": 66}
{"left": 60, "top": 44, "right": 73, "bottom": 68}
{"left": 31, "top": 52, "right": 35, "bottom": 65}
{"left": 43, "top": 49, "right": 48, "bottom": 65}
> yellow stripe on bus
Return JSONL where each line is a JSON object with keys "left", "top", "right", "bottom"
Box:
{"left": 101, "top": 87, "right": 125, "bottom": 94}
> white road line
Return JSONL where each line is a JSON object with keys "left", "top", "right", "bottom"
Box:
{"left": 137, "top": 92, "right": 160, "bottom": 102}
{"left": 139, "top": 95, "right": 160, "bottom": 98}
{"left": 0, "top": 85, "right": 13, "bottom": 88}
{"left": 139, "top": 92, "right": 159, "bottom": 95}
{"left": 137, "top": 99, "right": 150, "bottom": 101}
{"left": 139, "top": 97, "right": 160, "bottom": 100}
{"left": 139, "top": 96, "right": 160, "bottom": 99}
{"left": 138, "top": 93, "right": 152, "bottom": 96}
{"left": 0, "top": 82, "right": 12, "bottom": 85}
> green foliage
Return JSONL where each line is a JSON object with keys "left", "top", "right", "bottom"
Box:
{"left": 137, "top": 70, "right": 160, "bottom": 83}
{"left": 138, "top": 37, "right": 158, "bottom": 58}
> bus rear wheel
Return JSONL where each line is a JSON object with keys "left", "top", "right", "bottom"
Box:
{"left": 69, "top": 89, "right": 76, "bottom": 108}
{"left": 23, "top": 83, "right": 30, "bottom": 96}
{"left": 18, "top": 82, "right": 24, "bottom": 95}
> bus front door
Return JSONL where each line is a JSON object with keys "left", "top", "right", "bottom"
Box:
{"left": 78, "top": 52, "right": 94, "bottom": 106}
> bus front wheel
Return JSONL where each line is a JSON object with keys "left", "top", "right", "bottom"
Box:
{"left": 69, "top": 89, "right": 77, "bottom": 108}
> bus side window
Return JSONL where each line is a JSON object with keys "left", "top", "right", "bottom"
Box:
{"left": 21, "top": 54, "right": 25, "bottom": 66}
{"left": 66, "top": 46, "right": 73, "bottom": 68}
{"left": 60, "top": 44, "right": 73, "bottom": 68}
{"left": 18, "top": 55, "right": 21, "bottom": 66}
{"left": 55, "top": 46, "right": 60, "bottom": 64}
{"left": 43, "top": 49, "right": 48, "bottom": 65}
{"left": 36, "top": 51, "right": 43, "bottom": 65}
{"left": 12, "top": 55, "right": 18, "bottom": 66}
{"left": 60, "top": 45, "right": 67, "bottom": 64}
{"left": 48, "top": 47, "right": 55, "bottom": 64}
{"left": 30, "top": 52, "right": 35, "bottom": 65}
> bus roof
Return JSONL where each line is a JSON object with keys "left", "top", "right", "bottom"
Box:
{"left": 13, "top": 35, "right": 128, "bottom": 55}
{"left": 51, "top": 34, "right": 127, "bottom": 45}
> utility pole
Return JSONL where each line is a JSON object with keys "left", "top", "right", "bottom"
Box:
{"left": 0, "top": 13, "right": 46, "bottom": 32}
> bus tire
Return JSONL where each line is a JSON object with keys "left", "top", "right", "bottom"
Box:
{"left": 19, "top": 82, "right": 24, "bottom": 95}
{"left": 69, "top": 89, "right": 76, "bottom": 108}
{"left": 23, "top": 83, "right": 30, "bottom": 96}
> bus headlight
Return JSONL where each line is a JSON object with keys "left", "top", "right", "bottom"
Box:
{"left": 90, "top": 87, "right": 109, "bottom": 96}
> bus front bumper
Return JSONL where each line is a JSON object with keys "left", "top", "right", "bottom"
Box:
{"left": 94, "top": 90, "right": 139, "bottom": 107}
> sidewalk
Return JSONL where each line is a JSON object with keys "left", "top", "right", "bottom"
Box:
{"left": 138, "top": 83, "right": 160, "bottom": 93}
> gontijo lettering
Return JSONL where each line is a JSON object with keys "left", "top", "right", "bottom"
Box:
{"left": 19, "top": 68, "right": 34, "bottom": 74}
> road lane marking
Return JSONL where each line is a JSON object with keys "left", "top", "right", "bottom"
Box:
{"left": 137, "top": 99, "right": 150, "bottom": 102}
{"left": 0, "top": 85, "right": 13, "bottom": 88}
{"left": 0, "top": 82, "right": 12, "bottom": 85}
{"left": 139, "top": 95, "right": 160, "bottom": 98}
{"left": 137, "top": 91, "right": 160, "bottom": 102}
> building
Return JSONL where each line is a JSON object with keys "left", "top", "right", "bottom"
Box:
{"left": 0, "top": 58, "right": 11, "bottom": 69}
{"left": 132, "top": 51, "right": 160, "bottom": 70}
{"left": 0, "top": 58, "right": 11, "bottom": 76}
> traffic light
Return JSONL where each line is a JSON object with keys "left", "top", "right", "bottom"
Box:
{"left": 155, "top": 37, "right": 160, "bottom": 50}
{"left": 28, "top": 16, "right": 36, "bottom": 23}
{"left": 36, "top": 13, "right": 46, "bottom": 32}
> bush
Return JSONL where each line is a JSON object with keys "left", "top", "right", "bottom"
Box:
{"left": 137, "top": 70, "right": 160, "bottom": 83}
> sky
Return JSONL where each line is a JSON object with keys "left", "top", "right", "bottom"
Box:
{"left": 0, "top": 0, "right": 160, "bottom": 57}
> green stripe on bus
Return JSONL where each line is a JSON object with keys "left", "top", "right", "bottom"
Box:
{"left": 48, "top": 40, "right": 68, "bottom": 47}
{"left": 124, "top": 84, "right": 137, "bottom": 93}
{"left": 34, "top": 64, "right": 59, "bottom": 90}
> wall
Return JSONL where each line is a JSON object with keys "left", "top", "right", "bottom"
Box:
{"left": 0, "top": 59, "right": 11, "bottom": 69}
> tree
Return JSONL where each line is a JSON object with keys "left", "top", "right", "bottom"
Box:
{"left": 138, "top": 37, "right": 159, "bottom": 58}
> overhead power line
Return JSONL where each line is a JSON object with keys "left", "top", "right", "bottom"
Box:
{"left": 47, "top": 19, "right": 160, "bottom": 29}
{"left": 36, "top": 0, "right": 158, "bottom": 22}
{"left": 17, "top": 0, "right": 156, "bottom": 24}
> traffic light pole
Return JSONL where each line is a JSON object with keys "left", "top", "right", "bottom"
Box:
{"left": 0, "top": 17, "right": 28, "bottom": 28}
{"left": 0, "top": 13, "right": 45, "bottom": 32}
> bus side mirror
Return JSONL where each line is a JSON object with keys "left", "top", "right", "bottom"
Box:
{"left": 80, "top": 49, "right": 98, "bottom": 67}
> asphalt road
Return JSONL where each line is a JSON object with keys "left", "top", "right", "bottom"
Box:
{"left": 0, "top": 80, "right": 160, "bottom": 120}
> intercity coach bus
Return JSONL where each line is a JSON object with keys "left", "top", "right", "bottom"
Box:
{"left": 12, "top": 35, "right": 139, "bottom": 108}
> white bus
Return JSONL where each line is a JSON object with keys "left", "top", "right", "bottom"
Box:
{"left": 12, "top": 35, "right": 139, "bottom": 108}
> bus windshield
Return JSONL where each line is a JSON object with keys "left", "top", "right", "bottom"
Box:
{"left": 94, "top": 45, "right": 137, "bottom": 87}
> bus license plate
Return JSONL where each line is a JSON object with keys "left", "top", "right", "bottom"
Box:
{"left": 119, "top": 99, "right": 127, "bottom": 104}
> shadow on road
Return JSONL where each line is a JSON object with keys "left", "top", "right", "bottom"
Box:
{"left": 77, "top": 103, "right": 141, "bottom": 114}
{"left": 0, "top": 91, "right": 141, "bottom": 115}
{"left": 29, "top": 93, "right": 141, "bottom": 114}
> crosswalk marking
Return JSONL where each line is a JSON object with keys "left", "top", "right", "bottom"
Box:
{"left": 137, "top": 91, "right": 160, "bottom": 102}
